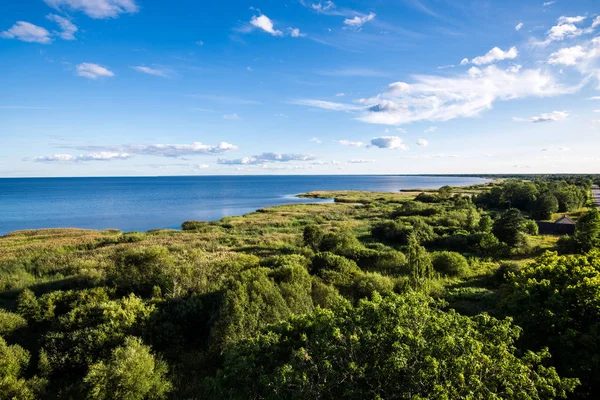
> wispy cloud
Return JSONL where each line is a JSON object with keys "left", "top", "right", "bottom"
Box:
{"left": 289, "top": 99, "right": 363, "bottom": 112}
{"left": 343, "top": 12, "right": 375, "bottom": 30}
{"left": 44, "top": 0, "right": 139, "bottom": 19}
{"left": 47, "top": 14, "right": 78, "bottom": 40}
{"left": 223, "top": 113, "right": 240, "bottom": 120}
{"left": 513, "top": 110, "right": 569, "bottom": 123}
{"left": 76, "top": 63, "right": 115, "bottom": 79}
{"left": 347, "top": 159, "right": 373, "bottom": 163}
{"left": 131, "top": 66, "right": 169, "bottom": 77}
{"left": 1, "top": 21, "right": 52, "bottom": 44}
{"left": 32, "top": 152, "right": 132, "bottom": 162}
{"left": 336, "top": 140, "right": 365, "bottom": 147}
{"left": 398, "top": 153, "right": 459, "bottom": 159}
{"left": 296, "top": 65, "right": 577, "bottom": 125}
{"left": 416, "top": 139, "right": 429, "bottom": 146}
{"left": 71, "top": 141, "right": 238, "bottom": 158}
{"left": 218, "top": 152, "right": 316, "bottom": 165}
{"left": 515, "top": 22, "right": 524, "bottom": 31}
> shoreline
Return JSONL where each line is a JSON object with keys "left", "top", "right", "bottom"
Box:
{"left": 1, "top": 179, "right": 493, "bottom": 237}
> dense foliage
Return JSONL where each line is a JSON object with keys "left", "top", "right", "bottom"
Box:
{"left": 0, "top": 177, "right": 598, "bottom": 398}
{"left": 215, "top": 292, "right": 577, "bottom": 399}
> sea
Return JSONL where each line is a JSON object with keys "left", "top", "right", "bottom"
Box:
{"left": 0, "top": 175, "right": 489, "bottom": 235}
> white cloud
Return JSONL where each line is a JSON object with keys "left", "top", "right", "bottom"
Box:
{"left": 288, "top": 27, "right": 305, "bottom": 37}
{"left": 46, "top": 14, "right": 77, "bottom": 40}
{"left": 370, "top": 136, "right": 408, "bottom": 150}
{"left": 290, "top": 99, "right": 362, "bottom": 111}
{"left": 396, "top": 127, "right": 408, "bottom": 133}
{"left": 1, "top": 21, "right": 52, "bottom": 44}
{"left": 513, "top": 110, "right": 569, "bottom": 123}
{"left": 548, "top": 46, "right": 587, "bottom": 66}
{"left": 336, "top": 93, "right": 346, "bottom": 97}
{"left": 460, "top": 58, "right": 469, "bottom": 66}
{"left": 343, "top": 13, "right": 375, "bottom": 30}
{"left": 44, "top": 0, "right": 139, "bottom": 19}
{"left": 515, "top": 22, "right": 524, "bottom": 31}
{"left": 223, "top": 113, "right": 240, "bottom": 120}
{"left": 470, "top": 46, "right": 518, "bottom": 65}
{"left": 416, "top": 139, "right": 429, "bottom": 146}
{"left": 593, "top": 16, "right": 600, "bottom": 28}
{"left": 33, "top": 152, "right": 132, "bottom": 162}
{"left": 196, "top": 40, "right": 204, "bottom": 46}
{"left": 310, "top": 137, "right": 322, "bottom": 144}
{"left": 250, "top": 14, "right": 283, "bottom": 36}
{"left": 398, "top": 153, "right": 459, "bottom": 160}
{"left": 337, "top": 140, "right": 365, "bottom": 147}
{"left": 74, "top": 141, "right": 238, "bottom": 158}
{"left": 557, "top": 16, "right": 586, "bottom": 24}
{"left": 424, "top": 126, "right": 437, "bottom": 133}
{"left": 348, "top": 159, "right": 373, "bottom": 163}
{"left": 538, "top": 16, "right": 590, "bottom": 46}
{"left": 218, "top": 152, "right": 316, "bottom": 165}
{"left": 542, "top": 146, "right": 570, "bottom": 151}
{"left": 355, "top": 65, "right": 575, "bottom": 125}
{"left": 76, "top": 63, "right": 115, "bottom": 79}
{"left": 589, "top": 96, "right": 600, "bottom": 100}
{"left": 543, "top": 1, "right": 555, "bottom": 6}
{"left": 311, "top": 1, "right": 336, "bottom": 13}
{"left": 131, "top": 66, "right": 169, "bottom": 77}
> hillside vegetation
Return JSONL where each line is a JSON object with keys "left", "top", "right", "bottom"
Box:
{"left": 1, "top": 176, "right": 599, "bottom": 399}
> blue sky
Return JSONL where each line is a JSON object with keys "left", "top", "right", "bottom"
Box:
{"left": 1, "top": 0, "right": 599, "bottom": 176}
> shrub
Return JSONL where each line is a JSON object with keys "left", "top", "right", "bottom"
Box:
{"left": 302, "top": 225, "right": 325, "bottom": 252}
{"left": 84, "top": 336, "right": 172, "bottom": 400}
{"left": 214, "top": 292, "right": 577, "bottom": 399}
{"left": 109, "top": 246, "right": 175, "bottom": 296}
{"left": 431, "top": 251, "right": 469, "bottom": 277}
{"left": 351, "top": 272, "right": 395, "bottom": 299}
{"left": 310, "top": 252, "right": 361, "bottom": 286}
{"left": 0, "top": 310, "right": 27, "bottom": 336}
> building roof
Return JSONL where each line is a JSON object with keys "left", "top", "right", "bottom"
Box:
{"left": 555, "top": 215, "right": 575, "bottom": 225}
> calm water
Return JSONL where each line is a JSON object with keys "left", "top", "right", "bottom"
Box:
{"left": 0, "top": 175, "right": 489, "bottom": 235}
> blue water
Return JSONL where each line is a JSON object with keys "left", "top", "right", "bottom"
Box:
{"left": 0, "top": 175, "right": 489, "bottom": 235}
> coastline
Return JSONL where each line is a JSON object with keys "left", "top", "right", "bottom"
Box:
{"left": 1, "top": 177, "right": 492, "bottom": 236}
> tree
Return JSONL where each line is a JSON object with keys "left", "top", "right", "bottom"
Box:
{"left": 501, "top": 251, "right": 600, "bottom": 396}
{"left": 492, "top": 208, "right": 527, "bottom": 248}
{"left": 84, "top": 336, "right": 172, "bottom": 400}
{"left": 407, "top": 234, "right": 434, "bottom": 287}
{"left": 303, "top": 225, "right": 324, "bottom": 252}
{"left": 438, "top": 185, "right": 453, "bottom": 198}
{"left": 478, "top": 214, "right": 494, "bottom": 233}
{"left": 531, "top": 193, "right": 559, "bottom": 220}
{"left": 574, "top": 208, "right": 600, "bottom": 252}
{"left": 213, "top": 292, "right": 577, "bottom": 399}
{"left": 0, "top": 336, "right": 46, "bottom": 399}
{"left": 431, "top": 251, "right": 469, "bottom": 277}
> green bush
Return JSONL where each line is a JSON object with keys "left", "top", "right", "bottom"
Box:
{"left": 109, "top": 246, "right": 175, "bottom": 296}
{"left": 310, "top": 252, "right": 361, "bottom": 285}
{"left": 501, "top": 250, "right": 600, "bottom": 396}
{"left": 0, "top": 310, "right": 27, "bottom": 336}
{"left": 84, "top": 336, "right": 172, "bottom": 400}
{"left": 351, "top": 272, "right": 395, "bottom": 299}
{"left": 214, "top": 292, "right": 577, "bottom": 399}
{"left": 431, "top": 251, "right": 469, "bottom": 277}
